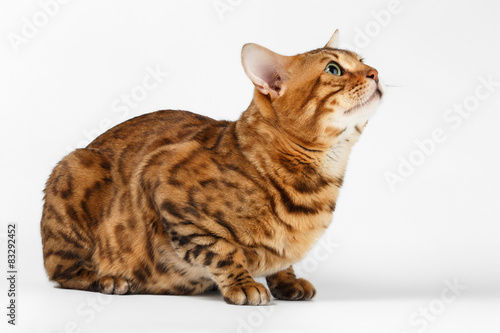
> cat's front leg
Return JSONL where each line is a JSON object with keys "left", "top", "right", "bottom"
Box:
{"left": 265, "top": 266, "right": 316, "bottom": 301}
{"left": 166, "top": 220, "right": 271, "bottom": 305}
{"left": 209, "top": 244, "right": 271, "bottom": 306}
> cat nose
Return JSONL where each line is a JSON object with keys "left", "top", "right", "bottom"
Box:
{"left": 366, "top": 69, "right": 379, "bottom": 83}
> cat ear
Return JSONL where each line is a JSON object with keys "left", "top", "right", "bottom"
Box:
{"left": 241, "top": 43, "right": 291, "bottom": 100}
{"left": 325, "top": 29, "right": 339, "bottom": 49}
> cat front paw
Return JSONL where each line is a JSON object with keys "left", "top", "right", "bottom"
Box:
{"left": 267, "top": 277, "right": 316, "bottom": 301}
{"left": 223, "top": 281, "right": 271, "bottom": 305}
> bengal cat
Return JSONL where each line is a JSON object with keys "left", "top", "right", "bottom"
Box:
{"left": 41, "top": 30, "right": 383, "bottom": 305}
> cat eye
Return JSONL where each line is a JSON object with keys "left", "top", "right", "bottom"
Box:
{"left": 325, "top": 62, "right": 342, "bottom": 76}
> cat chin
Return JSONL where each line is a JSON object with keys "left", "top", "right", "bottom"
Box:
{"left": 331, "top": 93, "right": 380, "bottom": 132}
{"left": 344, "top": 87, "right": 382, "bottom": 115}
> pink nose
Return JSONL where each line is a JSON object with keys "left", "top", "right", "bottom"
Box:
{"left": 367, "top": 69, "right": 379, "bottom": 83}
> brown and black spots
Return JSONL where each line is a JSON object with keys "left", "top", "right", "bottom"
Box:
{"left": 40, "top": 29, "right": 382, "bottom": 304}
{"left": 41, "top": 149, "right": 115, "bottom": 289}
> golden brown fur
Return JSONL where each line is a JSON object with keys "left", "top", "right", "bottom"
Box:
{"left": 40, "top": 31, "right": 382, "bottom": 305}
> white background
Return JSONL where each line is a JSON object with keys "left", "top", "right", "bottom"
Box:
{"left": 1, "top": 0, "right": 499, "bottom": 332}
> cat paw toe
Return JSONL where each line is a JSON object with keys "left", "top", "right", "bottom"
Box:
{"left": 113, "top": 277, "right": 132, "bottom": 295}
{"left": 97, "top": 276, "right": 133, "bottom": 295}
{"left": 223, "top": 282, "right": 271, "bottom": 305}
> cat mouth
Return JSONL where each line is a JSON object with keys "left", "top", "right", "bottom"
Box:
{"left": 344, "top": 88, "right": 382, "bottom": 115}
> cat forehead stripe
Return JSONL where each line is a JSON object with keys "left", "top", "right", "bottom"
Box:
{"left": 307, "top": 48, "right": 339, "bottom": 57}
{"left": 308, "top": 48, "right": 359, "bottom": 61}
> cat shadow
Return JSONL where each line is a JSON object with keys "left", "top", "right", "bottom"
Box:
{"left": 189, "top": 283, "right": 429, "bottom": 304}
{"left": 191, "top": 288, "right": 224, "bottom": 302}
{"left": 52, "top": 280, "right": 436, "bottom": 303}
{"left": 314, "top": 278, "right": 437, "bottom": 301}
{"left": 186, "top": 279, "right": 435, "bottom": 304}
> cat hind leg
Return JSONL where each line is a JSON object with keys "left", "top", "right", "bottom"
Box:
{"left": 41, "top": 148, "right": 117, "bottom": 293}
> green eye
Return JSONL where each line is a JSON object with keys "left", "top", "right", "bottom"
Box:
{"left": 325, "top": 62, "right": 342, "bottom": 76}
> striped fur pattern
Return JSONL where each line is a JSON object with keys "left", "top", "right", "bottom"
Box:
{"left": 41, "top": 31, "right": 383, "bottom": 305}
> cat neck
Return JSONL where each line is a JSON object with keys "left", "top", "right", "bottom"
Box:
{"left": 235, "top": 92, "right": 358, "bottom": 181}
{"left": 243, "top": 91, "right": 335, "bottom": 151}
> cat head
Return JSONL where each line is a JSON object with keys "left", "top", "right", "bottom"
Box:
{"left": 241, "top": 30, "right": 383, "bottom": 149}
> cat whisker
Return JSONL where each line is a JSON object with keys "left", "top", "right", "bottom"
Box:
{"left": 357, "top": 96, "right": 365, "bottom": 107}
{"left": 383, "top": 83, "right": 405, "bottom": 88}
